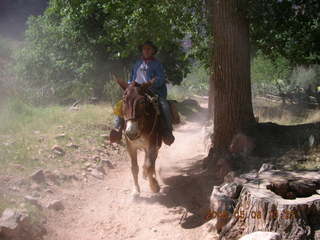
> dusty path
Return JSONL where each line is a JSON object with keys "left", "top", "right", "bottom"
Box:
{"left": 44, "top": 97, "right": 217, "bottom": 240}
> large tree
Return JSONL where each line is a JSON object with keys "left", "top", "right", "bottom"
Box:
{"left": 211, "top": 0, "right": 255, "bottom": 152}
{"left": 206, "top": 0, "right": 320, "bottom": 175}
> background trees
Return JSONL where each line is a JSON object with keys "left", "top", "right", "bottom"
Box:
{"left": 2, "top": 0, "right": 320, "bottom": 170}
{"left": 13, "top": 0, "right": 205, "bottom": 103}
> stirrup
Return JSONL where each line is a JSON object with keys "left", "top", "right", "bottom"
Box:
{"left": 110, "top": 128, "right": 122, "bottom": 143}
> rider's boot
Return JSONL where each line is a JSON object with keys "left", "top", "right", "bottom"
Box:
{"left": 158, "top": 98, "right": 175, "bottom": 145}
{"left": 110, "top": 116, "right": 124, "bottom": 144}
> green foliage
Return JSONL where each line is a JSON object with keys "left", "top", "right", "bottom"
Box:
{"left": 168, "top": 62, "right": 209, "bottom": 100}
{"left": 249, "top": 0, "right": 320, "bottom": 65}
{"left": 14, "top": 0, "right": 202, "bottom": 102}
{"left": 251, "top": 52, "right": 293, "bottom": 95}
{"left": 103, "top": 78, "right": 123, "bottom": 105}
{"left": 182, "top": 62, "right": 209, "bottom": 95}
{"left": 251, "top": 52, "right": 320, "bottom": 96}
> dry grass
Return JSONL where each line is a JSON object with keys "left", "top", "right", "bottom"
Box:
{"left": 0, "top": 99, "right": 114, "bottom": 176}
{"left": 253, "top": 97, "right": 320, "bottom": 171}
{"left": 253, "top": 97, "right": 315, "bottom": 125}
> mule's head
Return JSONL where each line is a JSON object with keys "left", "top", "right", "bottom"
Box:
{"left": 121, "top": 82, "right": 149, "bottom": 140}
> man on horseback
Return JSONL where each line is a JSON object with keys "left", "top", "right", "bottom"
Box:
{"left": 111, "top": 41, "right": 175, "bottom": 145}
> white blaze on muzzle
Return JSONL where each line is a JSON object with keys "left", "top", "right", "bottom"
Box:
{"left": 125, "top": 120, "right": 140, "bottom": 140}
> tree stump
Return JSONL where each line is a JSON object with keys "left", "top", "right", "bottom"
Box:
{"left": 217, "top": 169, "right": 320, "bottom": 240}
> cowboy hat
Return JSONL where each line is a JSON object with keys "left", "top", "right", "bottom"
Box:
{"left": 138, "top": 41, "right": 158, "bottom": 55}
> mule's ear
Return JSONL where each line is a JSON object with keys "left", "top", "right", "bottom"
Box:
{"left": 113, "top": 74, "right": 128, "bottom": 91}
{"left": 118, "top": 80, "right": 128, "bottom": 91}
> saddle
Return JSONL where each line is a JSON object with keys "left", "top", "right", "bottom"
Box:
{"left": 110, "top": 88, "right": 180, "bottom": 143}
{"left": 144, "top": 89, "right": 180, "bottom": 125}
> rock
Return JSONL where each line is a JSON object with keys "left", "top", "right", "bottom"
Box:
{"left": 100, "top": 134, "right": 109, "bottom": 140}
{"left": 100, "top": 160, "right": 115, "bottom": 169}
{"left": 15, "top": 178, "right": 29, "bottom": 187}
{"left": 31, "top": 191, "right": 41, "bottom": 198}
{"left": 316, "top": 189, "right": 320, "bottom": 195}
{"left": 30, "top": 183, "right": 41, "bottom": 191}
{"left": 30, "top": 169, "right": 46, "bottom": 184}
{"left": 92, "top": 155, "right": 100, "bottom": 162}
{"left": 96, "top": 165, "right": 106, "bottom": 175}
{"left": 47, "top": 200, "right": 64, "bottom": 211}
{"left": 69, "top": 105, "right": 80, "bottom": 111}
{"left": 45, "top": 189, "right": 53, "bottom": 194}
{"left": 54, "top": 133, "right": 67, "bottom": 139}
{"left": 0, "top": 208, "right": 29, "bottom": 238}
{"left": 111, "top": 142, "right": 118, "bottom": 148}
{"left": 0, "top": 208, "right": 46, "bottom": 240}
{"left": 59, "top": 172, "right": 78, "bottom": 182}
{"left": 219, "top": 182, "right": 242, "bottom": 199}
{"left": 9, "top": 186, "right": 20, "bottom": 192}
{"left": 19, "top": 203, "right": 26, "bottom": 209}
{"left": 66, "top": 143, "right": 79, "bottom": 149}
{"left": 44, "top": 170, "right": 60, "bottom": 185}
{"left": 89, "top": 169, "right": 104, "bottom": 180}
{"left": 258, "top": 163, "right": 275, "bottom": 173}
{"left": 51, "top": 145, "right": 65, "bottom": 156}
{"left": 239, "top": 231, "right": 281, "bottom": 240}
{"left": 24, "top": 195, "right": 42, "bottom": 209}
{"left": 223, "top": 171, "right": 236, "bottom": 183}
{"left": 84, "top": 162, "right": 91, "bottom": 168}
{"left": 239, "top": 171, "right": 258, "bottom": 181}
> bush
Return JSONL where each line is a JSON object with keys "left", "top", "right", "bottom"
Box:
{"left": 181, "top": 62, "right": 209, "bottom": 95}
{"left": 251, "top": 52, "right": 293, "bottom": 96}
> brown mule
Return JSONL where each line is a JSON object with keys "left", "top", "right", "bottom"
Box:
{"left": 119, "top": 82, "right": 163, "bottom": 196}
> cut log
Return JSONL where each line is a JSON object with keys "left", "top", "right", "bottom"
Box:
{"left": 216, "top": 170, "right": 320, "bottom": 240}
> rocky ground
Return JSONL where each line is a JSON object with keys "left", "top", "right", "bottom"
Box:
{"left": 2, "top": 96, "right": 320, "bottom": 240}
{"left": 0, "top": 96, "right": 219, "bottom": 240}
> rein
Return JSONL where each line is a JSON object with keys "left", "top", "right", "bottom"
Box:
{"left": 144, "top": 93, "right": 160, "bottom": 138}
{"left": 123, "top": 85, "right": 160, "bottom": 141}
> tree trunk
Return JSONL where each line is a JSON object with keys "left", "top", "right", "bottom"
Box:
{"left": 217, "top": 170, "right": 320, "bottom": 240}
{"left": 207, "top": 0, "right": 255, "bottom": 174}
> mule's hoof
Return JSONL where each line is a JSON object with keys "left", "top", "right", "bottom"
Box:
{"left": 143, "top": 173, "right": 148, "bottom": 180}
{"left": 150, "top": 180, "right": 160, "bottom": 193}
{"left": 142, "top": 167, "right": 148, "bottom": 180}
{"left": 131, "top": 189, "right": 140, "bottom": 197}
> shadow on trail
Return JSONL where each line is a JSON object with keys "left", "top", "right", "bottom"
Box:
{"left": 175, "top": 98, "right": 208, "bottom": 123}
{"left": 137, "top": 155, "right": 218, "bottom": 229}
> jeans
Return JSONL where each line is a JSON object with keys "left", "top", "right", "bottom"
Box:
{"left": 158, "top": 97, "right": 173, "bottom": 132}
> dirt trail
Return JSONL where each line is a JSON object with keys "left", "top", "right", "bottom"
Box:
{"left": 44, "top": 97, "right": 217, "bottom": 240}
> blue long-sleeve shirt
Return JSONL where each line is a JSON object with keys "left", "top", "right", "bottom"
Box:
{"left": 128, "top": 58, "right": 167, "bottom": 98}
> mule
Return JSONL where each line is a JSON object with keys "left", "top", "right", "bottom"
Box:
{"left": 120, "top": 82, "right": 163, "bottom": 195}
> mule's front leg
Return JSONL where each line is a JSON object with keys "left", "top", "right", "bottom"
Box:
{"left": 128, "top": 145, "right": 140, "bottom": 196}
{"left": 145, "top": 148, "right": 160, "bottom": 193}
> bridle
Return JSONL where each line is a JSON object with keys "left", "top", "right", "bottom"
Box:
{"left": 123, "top": 86, "right": 160, "bottom": 139}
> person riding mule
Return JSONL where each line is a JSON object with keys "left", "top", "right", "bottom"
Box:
{"left": 110, "top": 41, "right": 175, "bottom": 146}
{"left": 115, "top": 76, "right": 164, "bottom": 194}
